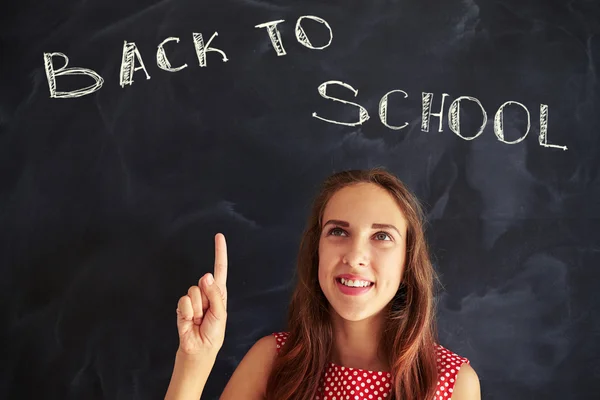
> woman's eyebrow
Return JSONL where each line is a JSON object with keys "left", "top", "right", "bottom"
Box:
{"left": 322, "top": 220, "right": 401, "bottom": 236}
{"left": 323, "top": 219, "right": 349, "bottom": 228}
{"left": 371, "top": 223, "right": 401, "bottom": 236}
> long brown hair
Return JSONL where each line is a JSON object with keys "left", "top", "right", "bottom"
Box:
{"left": 265, "top": 168, "right": 439, "bottom": 400}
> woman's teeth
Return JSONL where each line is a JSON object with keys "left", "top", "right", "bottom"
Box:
{"left": 339, "top": 278, "right": 372, "bottom": 287}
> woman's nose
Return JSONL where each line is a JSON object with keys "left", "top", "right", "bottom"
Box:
{"left": 343, "top": 239, "right": 370, "bottom": 267}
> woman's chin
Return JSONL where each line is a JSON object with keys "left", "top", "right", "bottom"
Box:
{"left": 330, "top": 306, "right": 380, "bottom": 323}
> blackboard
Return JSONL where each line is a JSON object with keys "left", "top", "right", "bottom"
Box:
{"left": 1, "top": 0, "right": 599, "bottom": 399}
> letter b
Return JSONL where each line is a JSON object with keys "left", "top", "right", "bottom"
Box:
{"left": 43, "top": 52, "right": 104, "bottom": 98}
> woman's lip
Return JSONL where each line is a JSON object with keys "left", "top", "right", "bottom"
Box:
{"left": 335, "top": 278, "right": 374, "bottom": 296}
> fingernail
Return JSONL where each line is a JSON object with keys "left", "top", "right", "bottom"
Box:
{"left": 206, "top": 274, "right": 214, "bottom": 285}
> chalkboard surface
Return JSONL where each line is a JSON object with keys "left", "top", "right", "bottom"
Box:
{"left": 1, "top": 0, "right": 599, "bottom": 399}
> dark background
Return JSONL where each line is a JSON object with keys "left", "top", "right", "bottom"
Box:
{"left": 1, "top": 0, "right": 599, "bottom": 398}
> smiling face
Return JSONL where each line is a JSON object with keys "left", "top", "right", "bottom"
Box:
{"left": 318, "top": 182, "right": 408, "bottom": 322}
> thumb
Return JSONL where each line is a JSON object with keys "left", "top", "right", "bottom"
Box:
{"left": 202, "top": 274, "right": 227, "bottom": 322}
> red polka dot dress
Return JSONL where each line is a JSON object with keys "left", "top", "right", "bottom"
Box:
{"left": 273, "top": 332, "right": 469, "bottom": 400}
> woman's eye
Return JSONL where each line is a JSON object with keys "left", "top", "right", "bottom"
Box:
{"left": 375, "top": 232, "right": 392, "bottom": 241}
{"left": 328, "top": 227, "right": 347, "bottom": 236}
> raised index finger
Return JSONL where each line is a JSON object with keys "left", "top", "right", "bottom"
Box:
{"left": 214, "top": 233, "right": 228, "bottom": 287}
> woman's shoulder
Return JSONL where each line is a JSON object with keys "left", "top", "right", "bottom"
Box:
{"left": 433, "top": 344, "right": 480, "bottom": 400}
{"left": 248, "top": 334, "right": 280, "bottom": 362}
{"left": 219, "top": 334, "right": 279, "bottom": 398}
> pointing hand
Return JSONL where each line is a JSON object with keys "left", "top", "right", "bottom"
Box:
{"left": 176, "top": 233, "right": 228, "bottom": 355}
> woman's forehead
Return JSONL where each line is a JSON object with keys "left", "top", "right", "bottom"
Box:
{"left": 323, "top": 183, "right": 407, "bottom": 228}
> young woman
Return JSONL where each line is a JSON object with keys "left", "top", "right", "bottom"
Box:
{"left": 165, "top": 168, "right": 481, "bottom": 400}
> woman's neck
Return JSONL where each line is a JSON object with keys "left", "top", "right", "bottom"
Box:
{"left": 329, "top": 310, "right": 389, "bottom": 372}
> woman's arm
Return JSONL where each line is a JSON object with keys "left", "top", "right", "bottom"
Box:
{"left": 165, "top": 335, "right": 277, "bottom": 400}
{"left": 164, "top": 236, "right": 277, "bottom": 400}
{"left": 451, "top": 364, "right": 481, "bottom": 400}
{"left": 165, "top": 349, "right": 218, "bottom": 400}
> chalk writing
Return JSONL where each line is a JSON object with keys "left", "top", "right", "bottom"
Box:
{"left": 41, "top": 14, "right": 567, "bottom": 150}
{"left": 157, "top": 37, "right": 188, "bottom": 72}
{"left": 311, "top": 81, "right": 567, "bottom": 150}
{"left": 43, "top": 52, "right": 104, "bottom": 98}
